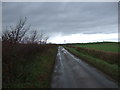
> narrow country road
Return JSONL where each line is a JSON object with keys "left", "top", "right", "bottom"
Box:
{"left": 51, "top": 46, "right": 118, "bottom": 88}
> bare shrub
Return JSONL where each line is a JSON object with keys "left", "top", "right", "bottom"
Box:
{"left": 2, "top": 17, "right": 30, "bottom": 44}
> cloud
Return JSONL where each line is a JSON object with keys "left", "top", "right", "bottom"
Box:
{"left": 49, "top": 33, "right": 118, "bottom": 44}
{"left": 2, "top": 2, "right": 118, "bottom": 43}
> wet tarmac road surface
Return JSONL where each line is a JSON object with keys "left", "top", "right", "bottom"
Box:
{"left": 51, "top": 46, "right": 118, "bottom": 88}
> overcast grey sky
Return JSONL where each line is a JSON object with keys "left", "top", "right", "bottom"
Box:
{"left": 2, "top": 2, "right": 118, "bottom": 43}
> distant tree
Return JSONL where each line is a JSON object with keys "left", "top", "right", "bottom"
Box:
{"left": 29, "top": 30, "right": 38, "bottom": 43}
{"left": 2, "top": 17, "right": 50, "bottom": 44}
{"left": 39, "top": 31, "right": 45, "bottom": 44}
{"left": 38, "top": 31, "right": 50, "bottom": 44}
{"left": 2, "top": 17, "right": 30, "bottom": 44}
{"left": 21, "top": 36, "right": 30, "bottom": 44}
{"left": 44, "top": 35, "right": 49, "bottom": 44}
{"left": 2, "top": 28, "right": 10, "bottom": 43}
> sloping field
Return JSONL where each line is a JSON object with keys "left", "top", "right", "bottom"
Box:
{"left": 72, "top": 42, "right": 118, "bottom": 53}
{"left": 64, "top": 42, "right": 119, "bottom": 84}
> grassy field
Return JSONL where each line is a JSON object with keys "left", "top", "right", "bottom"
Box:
{"left": 64, "top": 42, "right": 119, "bottom": 83}
{"left": 71, "top": 42, "right": 118, "bottom": 53}
{"left": 3, "top": 43, "right": 58, "bottom": 88}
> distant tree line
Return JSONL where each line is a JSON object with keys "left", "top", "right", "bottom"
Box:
{"left": 2, "top": 17, "right": 49, "bottom": 44}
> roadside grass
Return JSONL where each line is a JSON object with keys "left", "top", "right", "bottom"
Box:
{"left": 3, "top": 43, "right": 58, "bottom": 88}
{"left": 71, "top": 42, "right": 118, "bottom": 53}
{"left": 64, "top": 46, "right": 119, "bottom": 83}
{"left": 76, "top": 47, "right": 118, "bottom": 64}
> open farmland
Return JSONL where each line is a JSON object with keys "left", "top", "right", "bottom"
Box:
{"left": 71, "top": 42, "right": 118, "bottom": 53}
{"left": 64, "top": 42, "right": 119, "bottom": 83}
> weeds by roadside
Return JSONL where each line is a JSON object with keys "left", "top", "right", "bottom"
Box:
{"left": 2, "top": 43, "right": 58, "bottom": 88}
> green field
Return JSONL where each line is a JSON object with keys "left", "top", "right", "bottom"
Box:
{"left": 72, "top": 42, "right": 118, "bottom": 53}
{"left": 64, "top": 42, "right": 119, "bottom": 83}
